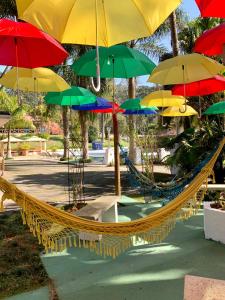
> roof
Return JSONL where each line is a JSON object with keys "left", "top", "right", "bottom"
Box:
{"left": 25, "top": 136, "right": 47, "bottom": 142}
{"left": 0, "top": 136, "right": 23, "bottom": 143}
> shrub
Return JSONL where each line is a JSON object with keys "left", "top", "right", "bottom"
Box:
{"left": 38, "top": 133, "right": 50, "bottom": 140}
{"left": 19, "top": 143, "right": 30, "bottom": 150}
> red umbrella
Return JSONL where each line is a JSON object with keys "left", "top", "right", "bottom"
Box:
{"left": 172, "top": 75, "right": 225, "bottom": 96}
{"left": 194, "top": 23, "right": 225, "bottom": 57}
{"left": 91, "top": 102, "right": 124, "bottom": 113}
{"left": 0, "top": 19, "right": 68, "bottom": 68}
{"left": 195, "top": 0, "right": 225, "bottom": 18}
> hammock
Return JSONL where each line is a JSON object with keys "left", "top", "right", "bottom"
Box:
{"left": 120, "top": 145, "right": 217, "bottom": 200}
{"left": 0, "top": 137, "right": 224, "bottom": 258}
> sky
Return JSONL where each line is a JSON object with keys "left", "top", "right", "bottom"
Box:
{"left": 136, "top": 0, "right": 200, "bottom": 86}
{"left": 0, "top": 1, "right": 201, "bottom": 82}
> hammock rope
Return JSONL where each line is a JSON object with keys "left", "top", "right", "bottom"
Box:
{"left": 120, "top": 144, "right": 217, "bottom": 200}
{"left": 0, "top": 137, "right": 224, "bottom": 258}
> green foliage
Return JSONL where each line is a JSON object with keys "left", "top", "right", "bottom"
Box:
{"left": 179, "top": 17, "right": 224, "bottom": 54}
{"left": 88, "top": 125, "right": 98, "bottom": 143}
{"left": 19, "top": 143, "right": 31, "bottom": 150}
{"left": 38, "top": 133, "right": 50, "bottom": 140}
{"left": 164, "top": 120, "right": 224, "bottom": 173}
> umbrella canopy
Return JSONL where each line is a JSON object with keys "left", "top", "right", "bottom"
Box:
{"left": 0, "top": 19, "right": 68, "bottom": 68}
{"left": 0, "top": 67, "right": 70, "bottom": 92}
{"left": 172, "top": 75, "right": 225, "bottom": 96}
{"left": 72, "top": 45, "right": 156, "bottom": 79}
{"left": 0, "top": 136, "right": 22, "bottom": 143}
{"left": 16, "top": 0, "right": 181, "bottom": 46}
{"left": 194, "top": 23, "right": 225, "bottom": 56}
{"left": 203, "top": 101, "right": 225, "bottom": 115}
{"left": 44, "top": 86, "right": 96, "bottom": 106}
{"left": 148, "top": 53, "right": 224, "bottom": 85}
{"left": 120, "top": 98, "right": 157, "bottom": 110}
{"left": 72, "top": 97, "right": 112, "bottom": 111}
{"left": 141, "top": 90, "right": 186, "bottom": 107}
{"left": 195, "top": 0, "right": 225, "bottom": 18}
{"left": 123, "top": 109, "right": 157, "bottom": 115}
{"left": 160, "top": 105, "right": 198, "bottom": 117}
{"left": 91, "top": 102, "right": 123, "bottom": 114}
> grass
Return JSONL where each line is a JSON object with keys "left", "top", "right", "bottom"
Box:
{"left": 0, "top": 212, "right": 49, "bottom": 299}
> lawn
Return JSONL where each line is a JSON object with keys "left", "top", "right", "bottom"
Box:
{"left": 0, "top": 212, "right": 49, "bottom": 299}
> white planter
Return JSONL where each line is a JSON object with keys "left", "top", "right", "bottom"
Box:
{"left": 204, "top": 202, "right": 225, "bottom": 244}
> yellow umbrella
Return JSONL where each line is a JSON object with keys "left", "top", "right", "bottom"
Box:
{"left": 0, "top": 67, "right": 70, "bottom": 92}
{"left": 149, "top": 53, "right": 225, "bottom": 85}
{"left": 160, "top": 105, "right": 198, "bottom": 117}
{"left": 16, "top": 0, "right": 181, "bottom": 197}
{"left": 141, "top": 90, "right": 186, "bottom": 107}
{"left": 16, "top": 0, "right": 181, "bottom": 46}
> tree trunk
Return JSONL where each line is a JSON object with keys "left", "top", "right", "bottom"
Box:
{"left": 169, "top": 11, "right": 179, "bottom": 57}
{"left": 79, "top": 111, "right": 89, "bottom": 160}
{"left": 62, "top": 106, "right": 69, "bottom": 159}
{"left": 78, "top": 70, "right": 89, "bottom": 160}
{"left": 6, "top": 126, "right": 12, "bottom": 159}
{"left": 128, "top": 77, "right": 136, "bottom": 162}
{"left": 113, "top": 113, "right": 121, "bottom": 195}
{"left": 100, "top": 114, "right": 104, "bottom": 144}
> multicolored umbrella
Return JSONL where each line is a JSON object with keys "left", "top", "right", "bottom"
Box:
{"left": 149, "top": 54, "right": 224, "bottom": 85}
{"left": 44, "top": 86, "right": 96, "bottom": 106}
{"left": 0, "top": 18, "right": 68, "bottom": 68}
{"left": 91, "top": 103, "right": 124, "bottom": 114}
{"left": 72, "top": 45, "right": 156, "bottom": 79}
{"left": 194, "top": 23, "right": 225, "bottom": 58}
{"left": 195, "top": 0, "right": 225, "bottom": 18}
{"left": 123, "top": 109, "right": 157, "bottom": 115}
{"left": 72, "top": 97, "right": 112, "bottom": 111}
{"left": 141, "top": 90, "right": 186, "bottom": 107}
{"left": 16, "top": 0, "right": 181, "bottom": 46}
{"left": 203, "top": 101, "right": 225, "bottom": 115}
{"left": 172, "top": 75, "right": 225, "bottom": 96}
{"left": 120, "top": 98, "right": 157, "bottom": 111}
{"left": 160, "top": 105, "right": 198, "bottom": 117}
{"left": 0, "top": 67, "right": 70, "bottom": 92}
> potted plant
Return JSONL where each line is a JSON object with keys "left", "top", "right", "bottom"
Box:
{"left": 19, "top": 143, "right": 30, "bottom": 156}
{"left": 204, "top": 191, "right": 225, "bottom": 244}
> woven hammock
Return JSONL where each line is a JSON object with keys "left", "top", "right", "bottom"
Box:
{"left": 121, "top": 144, "right": 217, "bottom": 200}
{"left": 0, "top": 137, "right": 224, "bottom": 258}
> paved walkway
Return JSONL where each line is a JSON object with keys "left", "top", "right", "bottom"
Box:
{"left": 41, "top": 209, "right": 225, "bottom": 300}
{"left": 3, "top": 157, "right": 171, "bottom": 210}
{"left": 2, "top": 158, "right": 225, "bottom": 300}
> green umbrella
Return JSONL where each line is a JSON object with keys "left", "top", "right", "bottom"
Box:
{"left": 203, "top": 101, "right": 225, "bottom": 115}
{"left": 72, "top": 45, "right": 156, "bottom": 78}
{"left": 44, "top": 86, "right": 96, "bottom": 106}
{"left": 120, "top": 98, "right": 158, "bottom": 110}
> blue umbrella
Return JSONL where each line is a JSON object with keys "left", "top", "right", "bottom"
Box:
{"left": 72, "top": 97, "right": 112, "bottom": 111}
{"left": 123, "top": 109, "right": 157, "bottom": 115}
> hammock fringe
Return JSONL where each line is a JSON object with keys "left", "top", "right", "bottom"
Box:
{"left": 0, "top": 137, "right": 224, "bottom": 258}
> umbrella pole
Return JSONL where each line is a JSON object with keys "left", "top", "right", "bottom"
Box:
{"left": 112, "top": 57, "right": 121, "bottom": 196}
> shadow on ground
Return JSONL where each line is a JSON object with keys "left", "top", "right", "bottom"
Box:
{"left": 41, "top": 213, "right": 225, "bottom": 300}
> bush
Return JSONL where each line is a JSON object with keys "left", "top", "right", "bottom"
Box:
{"left": 78, "top": 158, "right": 92, "bottom": 163}
{"left": 49, "top": 145, "right": 58, "bottom": 152}
{"left": 38, "top": 133, "right": 50, "bottom": 140}
{"left": 19, "top": 143, "right": 30, "bottom": 150}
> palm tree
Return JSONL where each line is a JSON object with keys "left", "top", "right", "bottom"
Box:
{"left": 179, "top": 17, "right": 223, "bottom": 54}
